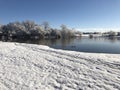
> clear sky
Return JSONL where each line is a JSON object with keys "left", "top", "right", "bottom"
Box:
{"left": 0, "top": 0, "right": 120, "bottom": 31}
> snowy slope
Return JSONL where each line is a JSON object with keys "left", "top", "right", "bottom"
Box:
{"left": 0, "top": 42, "right": 120, "bottom": 90}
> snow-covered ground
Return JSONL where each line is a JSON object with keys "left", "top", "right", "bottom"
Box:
{"left": 0, "top": 42, "right": 120, "bottom": 90}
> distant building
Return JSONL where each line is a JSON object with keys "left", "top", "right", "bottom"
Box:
{"left": 108, "top": 31, "right": 118, "bottom": 37}
{"left": 118, "top": 32, "right": 120, "bottom": 36}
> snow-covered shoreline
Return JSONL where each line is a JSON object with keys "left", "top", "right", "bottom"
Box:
{"left": 0, "top": 42, "right": 120, "bottom": 90}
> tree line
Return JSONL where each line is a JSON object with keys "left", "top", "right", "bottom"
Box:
{"left": 0, "top": 20, "right": 82, "bottom": 40}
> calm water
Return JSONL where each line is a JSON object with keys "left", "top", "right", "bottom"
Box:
{"left": 2, "top": 37, "right": 120, "bottom": 54}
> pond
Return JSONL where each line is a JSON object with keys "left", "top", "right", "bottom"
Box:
{"left": 1, "top": 37, "right": 120, "bottom": 54}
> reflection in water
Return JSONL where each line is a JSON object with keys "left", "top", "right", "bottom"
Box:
{"left": 108, "top": 37, "right": 118, "bottom": 42}
{"left": 1, "top": 37, "right": 120, "bottom": 53}
{"left": 61, "top": 38, "right": 75, "bottom": 48}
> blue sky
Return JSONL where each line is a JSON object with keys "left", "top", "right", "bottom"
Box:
{"left": 0, "top": 0, "right": 120, "bottom": 31}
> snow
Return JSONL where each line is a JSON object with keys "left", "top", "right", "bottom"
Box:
{"left": 0, "top": 42, "right": 120, "bottom": 90}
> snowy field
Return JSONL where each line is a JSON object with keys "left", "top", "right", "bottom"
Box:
{"left": 0, "top": 42, "right": 120, "bottom": 90}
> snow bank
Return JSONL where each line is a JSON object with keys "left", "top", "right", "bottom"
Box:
{"left": 0, "top": 42, "right": 120, "bottom": 90}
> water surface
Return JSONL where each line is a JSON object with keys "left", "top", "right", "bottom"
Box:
{"left": 4, "top": 37, "right": 120, "bottom": 54}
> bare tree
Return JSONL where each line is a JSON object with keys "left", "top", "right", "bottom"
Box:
{"left": 60, "top": 24, "right": 69, "bottom": 38}
{"left": 22, "top": 20, "right": 36, "bottom": 34}
{"left": 42, "top": 21, "right": 50, "bottom": 31}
